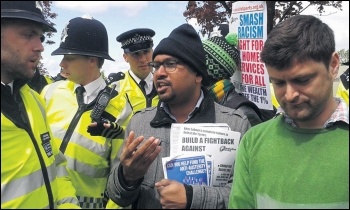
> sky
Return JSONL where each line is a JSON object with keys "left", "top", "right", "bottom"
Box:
{"left": 41, "top": 1, "right": 349, "bottom": 77}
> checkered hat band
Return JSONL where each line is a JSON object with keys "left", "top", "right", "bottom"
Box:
{"left": 121, "top": 34, "right": 152, "bottom": 48}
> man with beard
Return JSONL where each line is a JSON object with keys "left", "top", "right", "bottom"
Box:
{"left": 1, "top": 1, "right": 80, "bottom": 208}
{"left": 107, "top": 23, "right": 251, "bottom": 209}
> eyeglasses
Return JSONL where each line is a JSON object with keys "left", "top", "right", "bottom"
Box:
{"left": 148, "top": 59, "right": 181, "bottom": 73}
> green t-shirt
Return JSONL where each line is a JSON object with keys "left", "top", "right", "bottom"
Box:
{"left": 229, "top": 116, "right": 349, "bottom": 209}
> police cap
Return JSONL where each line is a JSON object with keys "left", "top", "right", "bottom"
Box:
{"left": 116, "top": 28, "right": 155, "bottom": 53}
{"left": 1, "top": 1, "right": 56, "bottom": 32}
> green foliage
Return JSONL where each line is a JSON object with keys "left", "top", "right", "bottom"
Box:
{"left": 338, "top": 49, "right": 349, "bottom": 64}
{"left": 42, "top": 1, "right": 57, "bottom": 46}
{"left": 38, "top": 1, "right": 58, "bottom": 76}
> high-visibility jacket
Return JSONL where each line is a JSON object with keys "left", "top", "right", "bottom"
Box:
{"left": 109, "top": 70, "right": 159, "bottom": 157}
{"left": 336, "top": 81, "right": 349, "bottom": 106}
{"left": 1, "top": 83, "right": 80, "bottom": 209}
{"left": 105, "top": 71, "right": 159, "bottom": 209}
{"left": 270, "top": 83, "right": 280, "bottom": 108}
{"left": 111, "top": 70, "right": 159, "bottom": 126}
{"left": 41, "top": 80, "right": 124, "bottom": 209}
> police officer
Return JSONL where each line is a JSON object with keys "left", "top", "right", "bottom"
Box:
{"left": 1, "top": 1, "right": 80, "bottom": 208}
{"left": 104, "top": 27, "right": 160, "bottom": 209}
{"left": 116, "top": 28, "right": 156, "bottom": 95}
{"left": 53, "top": 67, "right": 68, "bottom": 82}
{"left": 40, "top": 15, "right": 123, "bottom": 209}
{"left": 111, "top": 28, "right": 159, "bottom": 127}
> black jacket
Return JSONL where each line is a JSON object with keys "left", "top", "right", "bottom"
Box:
{"left": 218, "top": 85, "right": 264, "bottom": 126}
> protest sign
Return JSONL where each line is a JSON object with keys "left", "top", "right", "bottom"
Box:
{"left": 229, "top": 1, "right": 273, "bottom": 110}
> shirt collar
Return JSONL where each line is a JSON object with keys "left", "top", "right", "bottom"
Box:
{"left": 74, "top": 75, "right": 106, "bottom": 97}
{"left": 324, "top": 97, "right": 349, "bottom": 127}
{"left": 160, "top": 90, "right": 205, "bottom": 123}
{"left": 277, "top": 97, "right": 349, "bottom": 128}
{"left": 129, "top": 70, "right": 153, "bottom": 89}
{"left": 1, "top": 81, "right": 14, "bottom": 94}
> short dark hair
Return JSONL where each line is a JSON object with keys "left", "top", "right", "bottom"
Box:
{"left": 97, "top": 57, "right": 104, "bottom": 69}
{"left": 260, "top": 15, "right": 335, "bottom": 70}
{"left": 80, "top": 55, "right": 104, "bottom": 69}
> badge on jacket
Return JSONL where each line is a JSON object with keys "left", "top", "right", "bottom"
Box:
{"left": 41, "top": 132, "right": 53, "bottom": 157}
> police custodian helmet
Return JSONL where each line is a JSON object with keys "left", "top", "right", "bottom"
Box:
{"left": 52, "top": 15, "right": 114, "bottom": 61}
{"left": 1, "top": 1, "right": 56, "bottom": 32}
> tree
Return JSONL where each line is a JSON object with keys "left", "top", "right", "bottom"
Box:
{"left": 183, "top": 1, "right": 343, "bottom": 37}
{"left": 38, "top": 1, "right": 58, "bottom": 75}
{"left": 338, "top": 49, "right": 349, "bottom": 64}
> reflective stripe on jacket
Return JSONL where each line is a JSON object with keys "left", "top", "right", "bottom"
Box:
{"left": 110, "top": 70, "right": 159, "bottom": 161}
{"left": 111, "top": 71, "right": 159, "bottom": 128}
{"left": 41, "top": 80, "right": 124, "bottom": 208}
{"left": 1, "top": 84, "right": 80, "bottom": 209}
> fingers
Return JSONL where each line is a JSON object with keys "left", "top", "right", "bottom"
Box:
{"left": 89, "top": 122, "right": 97, "bottom": 127}
{"left": 103, "top": 122, "right": 111, "bottom": 128}
{"left": 120, "top": 133, "right": 161, "bottom": 182}
{"left": 122, "top": 131, "right": 162, "bottom": 163}
{"left": 155, "top": 179, "right": 170, "bottom": 188}
{"left": 123, "top": 131, "right": 143, "bottom": 157}
{"left": 126, "top": 131, "right": 135, "bottom": 146}
{"left": 134, "top": 138, "right": 161, "bottom": 163}
{"left": 121, "top": 135, "right": 161, "bottom": 170}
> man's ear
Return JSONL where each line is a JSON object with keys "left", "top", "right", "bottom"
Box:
{"left": 89, "top": 57, "right": 97, "bottom": 64}
{"left": 195, "top": 74, "right": 203, "bottom": 84}
{"left": 123, "top": 53, "right": 128, "bottom": 63}
{"left": 330, "top": 52, "right": 340, "bottom": 80}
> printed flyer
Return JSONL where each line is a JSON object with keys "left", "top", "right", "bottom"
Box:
{"left": 162, "top": 154, "right": 213, "bottom": 186}
{"left": 166, "top": 123, "right": 241, "bottom": 187}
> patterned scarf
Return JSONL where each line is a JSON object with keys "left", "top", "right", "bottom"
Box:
{"left": 208, "top": 79, "right": 233, "bottom": 102}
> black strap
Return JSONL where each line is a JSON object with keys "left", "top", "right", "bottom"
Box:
{"left": 1, "top": 85, "right": 55, "bottom": 209}
{"left": 60, "top": 85, "right": 117, "bottom": 153}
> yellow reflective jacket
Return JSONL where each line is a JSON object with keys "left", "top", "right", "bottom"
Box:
{"left": 336, "top": 82, "right": 349, "bottom": 106}
{"left": 112, "top": 71, "right": 159, "bottom": 125}
{"left": 105, "top": 71, "right": 159, "bottom": 209}
{"left": 110, "top": 71, "right": 159, "bottom": 156}
{"left": 1, "top": 83, "right": 80, "bottom": 209}
{"left": 41, "top": 80, "right": 124, "bottom": 209}
{"left": 270, "top": 83, "right": 280, "bottom": 108}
